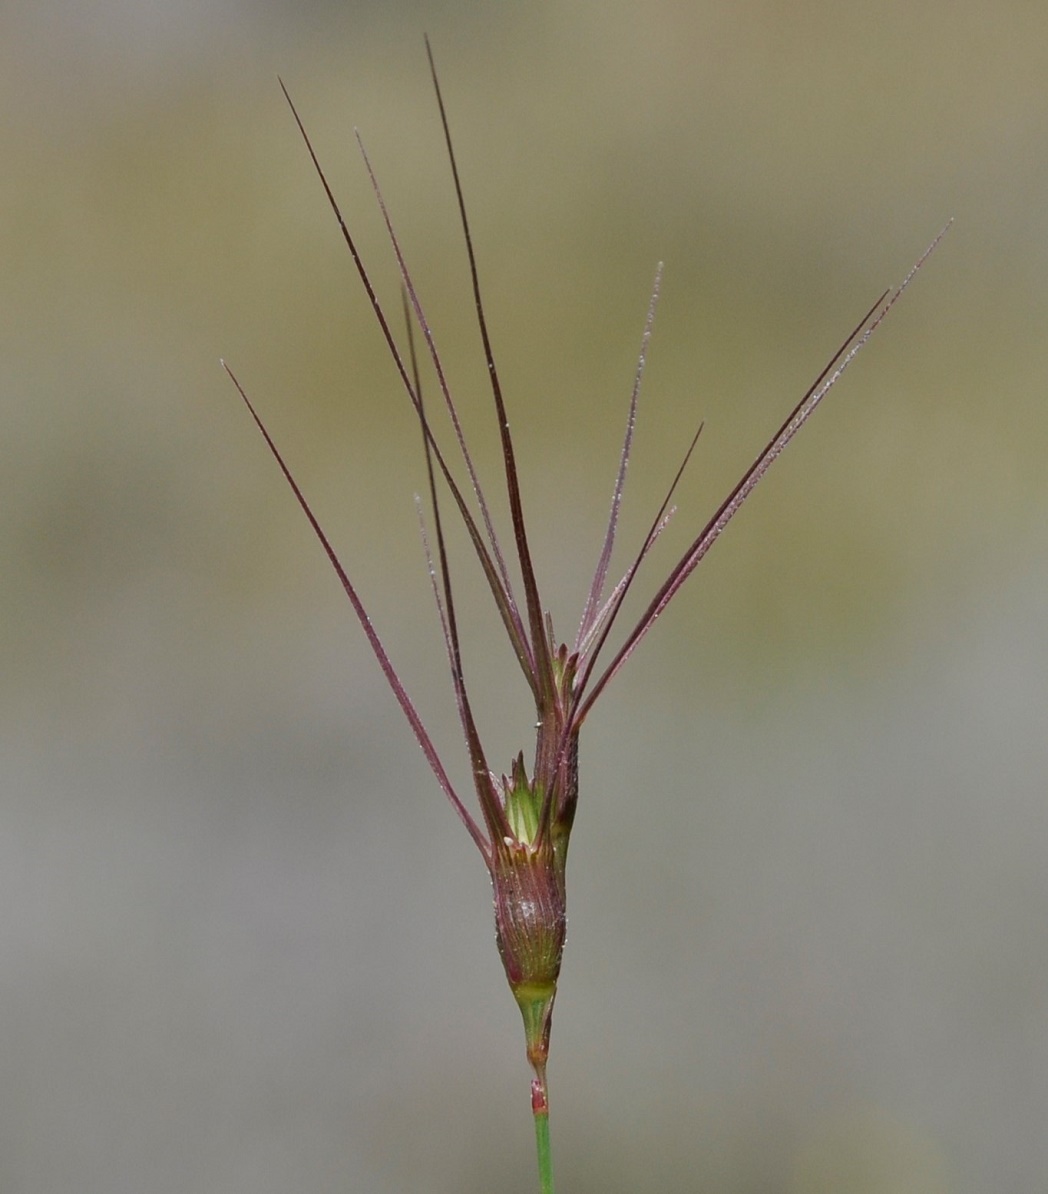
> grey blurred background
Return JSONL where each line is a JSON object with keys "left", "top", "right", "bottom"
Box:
{"left": 2, "top": 2, "right": 1045, "bottom": 1191}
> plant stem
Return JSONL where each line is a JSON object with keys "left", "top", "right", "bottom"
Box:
{"left": 531, "top": 1076, "right": 554, "bottom": 1194}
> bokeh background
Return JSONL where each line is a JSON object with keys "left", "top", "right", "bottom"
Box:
{"left": 2, "top": 2, "right": 1046, "bottom": 1191}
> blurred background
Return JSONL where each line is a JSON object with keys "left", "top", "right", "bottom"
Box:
{"left": 2, "top": 2, "right": 1045, "bottom": 1191}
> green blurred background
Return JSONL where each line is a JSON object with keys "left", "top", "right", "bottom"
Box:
{"left": 2, "top": 2, "right": 1045, "bottom": 1191}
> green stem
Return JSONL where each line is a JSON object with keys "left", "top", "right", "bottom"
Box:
{"left": 531, "top": 1076, "right": 554, "bottom": 1194}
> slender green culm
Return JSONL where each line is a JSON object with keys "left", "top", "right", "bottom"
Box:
{"left": 532, "top": 1078, "right": 554, "bottom": 1194}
